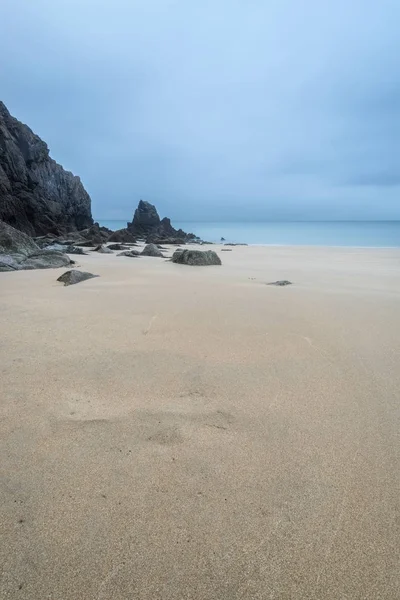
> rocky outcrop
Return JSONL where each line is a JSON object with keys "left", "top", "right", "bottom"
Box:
{"left": 171, "top": 249, "right": 221, "bottom": 266}
{"left": 107, "top": 228, "right": 138, "bottom": 243}
{"left": 20, "top": 250, "right": 72, "bottom": 270}
{"left": 0, "top": 248, "right": 71, "bottom": 271}
{"left": 0, "top": 219, "right": 39, "bottom": 255}
{"left": 130, "top": 200, "right": 160, "bottom": 235}
{"left": 78, "top": 223, "right": 110, "bottom": 245}
{"left": 126, "top": 200, "right": 196, "bottom": 243}
{"left": 57, "top": 270, "right": 98, "bottom": 286}
{"left": 0, "top": 101, "right": 93, "bottom": 236}
{"left": 0, "top": 220, "right": 72, "bottom": 271}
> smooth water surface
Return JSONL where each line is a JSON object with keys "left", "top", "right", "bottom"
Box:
{"left": 97, "top": 220, "right": 400, "bottom": 247}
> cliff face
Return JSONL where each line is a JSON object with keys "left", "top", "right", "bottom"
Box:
{"left": 0, "top": 101, "right": 93, "bottom": 236}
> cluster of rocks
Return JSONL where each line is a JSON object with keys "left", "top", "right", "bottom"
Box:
{"left": 0, "top": 220, "right": 73, "bottom": 271}
{"left": 0, "top": 102, "right": 260, "bottom": 285}
{"left": 127, "top": 200, "right": 198, "bottom": 245}
{"left": 26, "top": 200, "right": 200, "bottom": 250}
{"left": 0, "top": 217, "right": 223, "bottom": 275}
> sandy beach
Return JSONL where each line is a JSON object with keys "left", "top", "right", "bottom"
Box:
{"left": 0, "top": 244, "right": 399, "bottom": 599}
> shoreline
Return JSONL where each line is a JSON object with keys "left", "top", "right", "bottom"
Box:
{"left": 96, "top": 219, "right": 400, "bottom": 249}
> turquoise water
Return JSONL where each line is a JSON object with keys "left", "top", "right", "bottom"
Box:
{"left": 97, "top": 220, "right": 400, "bottom": 248}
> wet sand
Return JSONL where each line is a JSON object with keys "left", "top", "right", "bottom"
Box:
{"left": 0, "top": 245, "right": 399, "bottom": 599}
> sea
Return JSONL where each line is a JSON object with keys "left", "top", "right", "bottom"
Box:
{"left": 97, "top": 220, "right": 400, "bottom": 248}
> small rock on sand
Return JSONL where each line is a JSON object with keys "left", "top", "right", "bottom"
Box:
{"left": 57, "top": 270, "right": 98, "bottom": 286}
{"left": 117, "top": 250, "right": 141, "bottom": 258}
{"left": 93, "top": 244, "right": 113, "bottom": 254}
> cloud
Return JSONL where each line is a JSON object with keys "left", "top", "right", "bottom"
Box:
{"left": 1, "top": 0, "right": 399, "bottom": 220}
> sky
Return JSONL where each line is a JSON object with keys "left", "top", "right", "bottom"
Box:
{"left": 1, "top": 0, "right": 399, "bottom": 221}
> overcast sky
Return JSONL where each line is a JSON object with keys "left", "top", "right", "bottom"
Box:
{"left": 1, "top": 0, "right": 399, "bottom": 221}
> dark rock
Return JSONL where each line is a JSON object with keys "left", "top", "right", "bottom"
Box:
{"left": 171, "top": 249, "right": 221, "bottom": 266}
{"left": 146, "top": 236, "right": 188, "bottom": 245}
{"left": 74, "top": 240, "right": 96, "bottom": 247}
{"left": 0, "top": 101, "right": 93, "bottom": 236}
{"left": 79, "top": 223, "right": 110, "bottom": 245}
{"left": 0, "top": 250, "right": 72, "bottom": 271}
{"left": 34, "top": 234, "right": 59, "bottom": 248}
{"left": 224, "top": 243, "right": 248, "bottom": 246}
{"left": 21, "top": 250, "right": 72, "bottom": 270}
{"left": 92, "top": 244, "right": 113, "bottom": 254}
{"left": 107, "top": 243, "right": 129, "bottom": 251}
{"left": 43, "top": 243, "right": 86, "bottom": 255}
{"left": 117, "top": 250, "right": 141, "bottom": 258}
{"left": 43, "top": 242, "right": 65, "bottom": 252}
{"left": 0, "top": 220, "right": 39, "bottom": 255}
{"left": 221, "top": 237, "right": 226, "bottom": 241}
{"left": 130, "top": 200, "right": 160, "bottom": 235}
{"left": 141, "top": 243, "right": 165, "bottom": 257}
{"left": 127, "top": 200, "right": 196, "bottom": 242}
{"left": 0, "top": 255, "right": 23, "bottom": 271}
{"left": 57, "top": 270, "right": 98, "bottom": 286}
{"left": 0, "top": 224, "right": 73, "bottom": 271}
{"left": 65, "top": 246, "right": 87, "bottom": 255}
{"left": 107, "top": 228, "right": 138, "bottom": 243}
{"left": 267, "top": 280, "right": 292, "bottom": 286}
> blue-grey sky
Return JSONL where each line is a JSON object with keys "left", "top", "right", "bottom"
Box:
{"left": 1, "top": 0, "right": 399, "bottom": 221}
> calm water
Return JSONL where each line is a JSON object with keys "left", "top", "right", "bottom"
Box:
{"left": 97, "top": 220, "right": 400, "bottom": 248}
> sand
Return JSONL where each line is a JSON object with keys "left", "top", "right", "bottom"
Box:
{"left": 0, "top": 244, "right": 399, "bottom": 599}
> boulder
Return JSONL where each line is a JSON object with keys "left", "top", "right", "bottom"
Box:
{"left": 0, "top": 221, "right": 71, "bottom": 270}
{"left": 0, "top": 255, "right": 24, "bottom": 271}
{"left": 107, "top": 228, "right": 138, "bottom": 243}
{"left": 65, "top": 246, "right": 87, "bottom": 255}
{"left": 74, "top": 240, "right": 96, "bottom": 247}
{"left": 20, "top": 250, "right": 72, "bottom": 270}
{"left": 57, "top": 270, "right": 98, "bottom": 286}
{"left": 79, "top": 223, "right": 110, "bottom": 245}
{"left": 107, "top": 243, "right": 129, "bottom": 251}
{"left": 92, "top": 244, "right": 113, "bottom": 254}
{"left": 267, "top": 280, "right": 292, "bottom": 286}
{"left": 171, "top": 249, "right": 221, "bottom": 266}
{"left": 117, "top": 250, "right": 141, "bottom": 257}
{"left": 0, "top": 250, "right": 72, "bottom": 271}
{"left": 0, "top": 220, "right": 39, "bottom": 256}
{"left": 0, "top": 101, "right": 93, "bottom": 236}
{"left": 42, "top": 243, "right": 86, "bottom": 255}
{"left": 141, "top": 243, "right": 165, "bottom": 258}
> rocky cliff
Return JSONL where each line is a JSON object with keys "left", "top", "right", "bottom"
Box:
{"left": 0, "top": 101, "right": 93, "bottom": 236}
